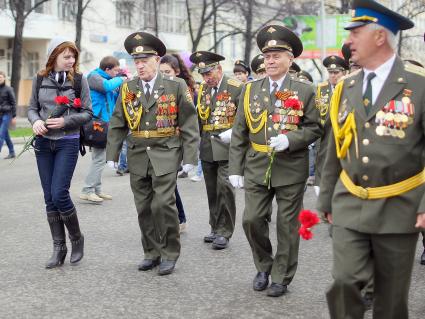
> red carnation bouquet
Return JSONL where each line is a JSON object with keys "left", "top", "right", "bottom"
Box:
{"left": 298, "top": 210, "right": 320, "bottom": 240}
{"left": 14, "top": 96, "right": 82, "bottom": 161}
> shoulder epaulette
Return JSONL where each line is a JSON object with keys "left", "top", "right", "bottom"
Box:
{"left": 405, "top": 63, "right": 425, "bottom": 77}
{"left": 227, "top": 78, "right": 242, "bottom": 87}
{"left": 339, "top": 69, "right": 361, "bottom": 83}
{"left": 163, "top": 75, "right": 179, "bottom": 82}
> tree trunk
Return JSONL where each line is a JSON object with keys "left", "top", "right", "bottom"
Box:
{"left": 153, "top": 0, "right": 159, "bottom": 36}
{"left": 243, "top": 0, "right": 253, "bottom": 63}
{"left": 212, "top": 0, "right": 217, "bottom": 52}
{"left": 75, "top": 0, "right": 83, "bottom": 50}
{"left": 11, "top": 0, "right": 25, "bottom": 99}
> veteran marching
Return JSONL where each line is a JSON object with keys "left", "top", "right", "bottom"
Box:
{"left": 317, "top": 0, "right": 425, "bottom": 318}
{"left": 229, "top": 25, "right": 321, "bottom": 297}
{"left": 106, "top": 32, "right": 199, "bottom": 275}
{"left": 190, "top": 51, "right": 242, "bottom": 250}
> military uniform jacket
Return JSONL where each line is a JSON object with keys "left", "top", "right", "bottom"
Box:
{"left": 315, "top": 81, "right": 333, "bottom": 186}
{"left": 317, "top": 57, "right": 425, "bottom": 234}
{"left": 106, "top": 73, "right": 199, "bottom": 177}
{"left": 229, "top": 75, "right": 322, "bottom": 187}
{"left": 198, "top": 75, "right": 242, "bottom": 162}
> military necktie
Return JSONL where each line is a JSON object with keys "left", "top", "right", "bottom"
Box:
{"left": 145, "top": 83, "right": 151, "bottom": 101}
{"left": 271, "top": 81, "right": 278, "bottom": 106}
{"left": 212, "top": 86, "right": 218, "bottom": 98}
{"left": 363, "top": 72, "right": 376, "bottom": 115}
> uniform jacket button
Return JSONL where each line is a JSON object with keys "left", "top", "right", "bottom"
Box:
{"left": 362, "top": 156, "right": 369, "bottom": 164}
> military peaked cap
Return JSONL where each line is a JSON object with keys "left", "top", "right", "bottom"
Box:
{"left": 257, "top": 25, "right": 303, "bottom": 58}
{"left": 190, "top": 51, "right": 225, "bottom": 74}
{"left": 345, "top": 0, "right": 414, "bottom": 34}
{"left": 323, "top": 55, "right": 348, "bottom": 71}
{"left": 124, "top": 32, "right": 166, "bottom": 58}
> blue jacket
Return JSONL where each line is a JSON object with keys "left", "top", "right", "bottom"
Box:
{"left": 87, "top": 68, "right": 123, "bottom": 122}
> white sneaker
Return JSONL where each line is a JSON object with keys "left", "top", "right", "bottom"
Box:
{"left": 190, "top": 175, "right": 202, "bottom": 182}
{"left": 96, "top": 193, "right": 112, "bottom": 200}
{"left": 80, "top": 193, "right": 103, "bottom": 202}
{"left": 179, "top": 222, "right": 187, "bottom": 233}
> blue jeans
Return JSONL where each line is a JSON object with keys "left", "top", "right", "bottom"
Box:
{"left": 308, "top": 143, "right": 316, "bottom": 177}
{"left": 118, "top": 140, "right": 128, "bottom": 170}
{"left": 0, "top": 113, "right": 15, "bottom": 155}
{"left": 35, "top": 137, "right": 80, "bottom": 214}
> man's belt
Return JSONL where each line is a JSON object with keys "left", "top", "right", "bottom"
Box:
{"left": 251, "top": 141, "right": 272, "bottom": 153}
{"left": 131, "top": 128, "right": 176, "bottom": 138}
{"left": 203, "top": 123, "right": 232, "bottom": 131}
{"left": 340, "top": 169, "right": 425, "bottom": 200}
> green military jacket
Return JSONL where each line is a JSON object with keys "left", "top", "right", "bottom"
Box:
{"left": 315, "top": 81, "right": 333, "bottom": 186}
{"left": 198, "top": 75, "right": 242, "bottom": 162}
{"left": 106, "top": 73, "right": 199, "bottom": 177}
{"left": 317, "top": 57, "right": 425, "bottom": 234}
{"left": 229, "top": 75, "right": 322, "bottom": 187}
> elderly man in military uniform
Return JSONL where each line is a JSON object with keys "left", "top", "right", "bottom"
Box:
{"left": 314, "top": 54, "right": 348, "bottom": 193}
{"left": 229, "top": 25, "right": 321, "bottom": 297}
{"left": 251, "top": 54, "right": 266, "bottom": 79}
{"left": 189, "top": 51, "right": 242, "bottom": 250}
{"left": 317, "top": 0, "right": 425, "bottom": 317}
{"left": 106, "top": 32, "right": 199, "bottom": 275}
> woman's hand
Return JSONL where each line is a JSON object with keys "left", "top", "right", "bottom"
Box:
{"left": 33, "top": 120, "right": 48, "bottom": 135}
{"left": 45, "top": 117, "right": 65, "bottom": 129}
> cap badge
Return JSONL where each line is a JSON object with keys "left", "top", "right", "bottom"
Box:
{"left": 134, "top": 34, "right": 142, "bottom": 40}
{"left": 330, "top": 64, "right": 336, "bottom": 68}
{"left": 267, "top": 27, "right": 276, "bottom": 33}
{"left": 196, "top": 52, "right": 202, "bottom": 57}
{"left": 199, "top": 62, "right": 205, "bottom": 68}
{"left": 331, "top": 56, "right": 336, "bottom": 60}
{"left": 268, "top": 40, "right": 277, "bottom": 46}
{"left": 260, "top": 63, "right": 265, "bottom": 68}
{"left": 259, "top": 55, "right": 264, "bottom": 59}
{"left": 135, "top": 46, "right": 144, "bottom": 53}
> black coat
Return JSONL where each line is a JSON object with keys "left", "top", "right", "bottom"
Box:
{"left": 0, "top": 84, "right": 16, "bottom": 117}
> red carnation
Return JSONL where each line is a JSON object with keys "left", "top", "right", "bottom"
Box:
{"left": 298, "top": 209, "right": 320, "bottom": 228}
{"left": 73, "top": 98, "right": 82, "bottom": 108}
{"left": 284, "top": 98, "right": 301, "bottom": 110}
{"left": 299, "top": 226, "right": 313, "bottom": 240}
{"left": 54, "top": 96, "right": 70, "bottom": 105}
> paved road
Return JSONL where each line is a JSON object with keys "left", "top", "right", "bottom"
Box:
{"left": 1, "top": 145, "right": 424, "bottom": 319}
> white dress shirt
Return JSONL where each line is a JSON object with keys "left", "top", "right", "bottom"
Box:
{"left": 268, "top": 75, "right": 286, "bottom": 93}
{"left": 141, "top": 73, "right": 158, "bottom": 95}
{"left": 362, "top": 54, "right": 396, "bottom": 105}
{"left": 211, "top": 76, "right": 224, "bottom": 98}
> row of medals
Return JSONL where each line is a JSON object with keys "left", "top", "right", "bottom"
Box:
{"left": 250, "top": 101, "right": 303, "bottom": 131}
{"left": 375, "top": 109, "right": 411, "bottom": 138}
{"left": 156, "top": 101, "right": 177, "bottom": 128}
{"left": 209, "top": 100, "right": 236, "bottom": 125}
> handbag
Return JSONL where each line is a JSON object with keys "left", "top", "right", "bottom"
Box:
{"left": 81, "top": 115, "right": 109, "bottom": 149}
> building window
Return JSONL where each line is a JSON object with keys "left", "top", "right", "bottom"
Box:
{"left": 58, "top": 0, "right": 77, "bottom": 22}
{"left": 116, "top": 1, "right": 134, "bottom": 28}
{"left": 27, "top": 52, "right": 40, "bottom": 78}
{"left": 158, "top": 0, "right": 186, "bottom": 34}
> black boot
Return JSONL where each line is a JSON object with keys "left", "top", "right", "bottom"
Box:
{"left": 62, "top": 209, "right": 84, "bottom": 264}
{"left": 46, "top": 212, "right": 67, "bottom": 269}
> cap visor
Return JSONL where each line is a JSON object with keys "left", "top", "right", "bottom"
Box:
{"left": 198, "top": 66, "right": 215, "bottom": 74}
{"left": 344, "top": 21, "right": 371, "bottom": 30}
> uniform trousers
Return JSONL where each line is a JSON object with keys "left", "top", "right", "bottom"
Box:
{"left": 130, "top": 161, "right": 180, "bottom": 261}
{"left": 243, "top": 179, "right": 305, "bottom": 284}
{"left": 328, "top": 225, "right": 418, "bottom": 319}
{"left": 201, "top": 160, "right": 236, "bottom": 238}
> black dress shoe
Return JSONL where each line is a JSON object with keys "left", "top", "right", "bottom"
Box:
{"left": 266, "top": 283, "right": 288, "bottom": 297}
{"left": 253, "top": 272, "right": 269, "bottom": 291}
{"left": 204, "top": 232, "right": 216, "bottom": 243}
{"left": 138, "top": 258, "right": 160, "bottom": 271}
{"left": 212, "top": 236, "right": 228, "bottom": 250}
{"left": 420, "top": 249, "right": 425, "bottom": 265}
{"left": 158, "top": 260, "right": 176, "bottom": 275}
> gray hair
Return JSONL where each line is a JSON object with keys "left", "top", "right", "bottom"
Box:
{"left": 367, "top": 23, "right": 398, "bottom": 51}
